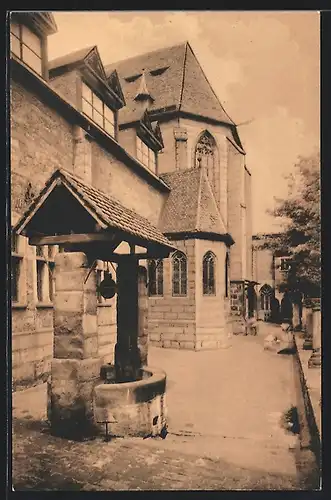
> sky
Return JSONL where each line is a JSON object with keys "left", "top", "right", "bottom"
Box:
{"left": 48, "top": 11, "right": 320, "bottom": 234}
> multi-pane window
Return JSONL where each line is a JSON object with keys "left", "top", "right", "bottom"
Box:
{"left": 11, "top": 231, "right": 25, "bottom": 304}
{"left": 35, "top": 245, "right": 57, "bottom": 303}
{"left": 136, "top": 136, "right": 156, "bottom": 173}
{"left": 148, "top": 259, "right": 163, "bottom": 296}
{"left": 172, "top": 251, "right": 187, "bottom": 296}
{"left": 203, "top": 251, "right": 216, "bottom": 295}
{"left": 10, "top": 21, "right": 43, "bottom": 76}
{"left": 81, "top": 81, "right": 115, "bottom": 137}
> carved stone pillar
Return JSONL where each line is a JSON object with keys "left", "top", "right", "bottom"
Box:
{"left": 49, "top": 252, "right": 101, "bottom": 439}
{"left": 137, "top": 266, "right": 149, "bottom": 367}
{"left": 308, "top": 304, "right": 321, "bottom": 368}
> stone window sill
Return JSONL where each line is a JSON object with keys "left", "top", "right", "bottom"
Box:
{"left": 36, "top": 302, "right": 54, "bottom": 309}
{"left": 12, "top": 302, "right": 28, "bottom": 309}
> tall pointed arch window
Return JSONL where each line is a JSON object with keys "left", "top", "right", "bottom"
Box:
{"left": 148, "top": 259, "right": 163, "bottom": 296}
{"left": 203, "top": 251, "right": 216, "bottom": 296}
{"left": 195, "top": 131, "right": 217, "bottom": 188}
{"left": 172, "top": 251, "right": 187, "bottom": 296}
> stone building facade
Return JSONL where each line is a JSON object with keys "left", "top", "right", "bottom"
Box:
{"left": 10, "top": 12, "right": 253, "bottom": 389}
{"left": 252, "top": 233, "right": 293, "bottom": 321}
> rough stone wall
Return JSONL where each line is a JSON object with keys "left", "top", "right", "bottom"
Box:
{"left": 227, "top": 139, "right": 245, "bottom": 281}
{"left": 91, "top": 142, "right": 165, "bottom": 227}
{"left": 11, "top": 81, "right": 75, "bottom": 389}
{"left": 49, "top": 70, "right": 79, "bottom": 108}
{"left": 11, "top": 77, "right": 166, "bottom": 387}
{"left": 97, "top": 302, "right": 117, "bottom": 365}
{"left": 195, "top": 239, "right": 229, "bottom": 349}
{"left": 156, "top": 119, "right": 178, "bottom": 175}
{"left": 117, "top": 128, "right": 137, "bottom": 159}
{"left": 148, "top": 239, "right": 196, "bottom": 349}
{"left": 245, "top": 168, "right": 253, "bottom": 281}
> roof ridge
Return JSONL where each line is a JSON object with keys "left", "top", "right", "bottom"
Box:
{"left": 185, "top": 43, "right": 236, "bottom": 126}
{"left": 178, "top": 42, "right": 188, "bottom": 111}
{"left": 104, "top": 41, "right": 188, "bottom": 72}
{"left": 160, "top": 166, "right": 201, "bottom": 179}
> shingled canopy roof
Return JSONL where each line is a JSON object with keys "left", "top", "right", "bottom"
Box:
{"left": 14, "top": 169, "right": 175, "bottom": 257}
{"left": 159, "top": 167, "right": 233, "bottom": 245}
{"left": 105, "top": 42, "right": 235, "bottom": 127}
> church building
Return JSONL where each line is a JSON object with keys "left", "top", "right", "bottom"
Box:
{"left": 10, "top": 12, "right": 253, "bottom": 389}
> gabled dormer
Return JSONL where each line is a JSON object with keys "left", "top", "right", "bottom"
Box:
{"left": 10, "top": 11, "right": 58, "bottom": 80}
{"left": 49, "top": 46, "right": 125, "bottom": 140}
{"left": 135, "top": 110, "right": 164, "bottom": 175}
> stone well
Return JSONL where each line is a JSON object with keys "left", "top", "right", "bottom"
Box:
{"left": 94, "top": 366, "right": 167, "bottom": 437}
{"left": 48, "top": 251, "right": 168, "bottom": 440}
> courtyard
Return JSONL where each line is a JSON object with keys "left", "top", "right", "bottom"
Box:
{"left": 12, "top": 323, "right": 317, "bottom": 491}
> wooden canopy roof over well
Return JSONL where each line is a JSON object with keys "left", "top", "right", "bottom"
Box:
{"left": 14, "top": 168, "right": 176, "bottom": 262}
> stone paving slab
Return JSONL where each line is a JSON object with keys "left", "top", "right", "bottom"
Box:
{"left": 12, "top": 322, "right": 305, "bottom": 490}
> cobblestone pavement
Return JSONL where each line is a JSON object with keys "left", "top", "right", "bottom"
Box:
{"left": 12, "top": 323, "right": 306, "bottom": 491}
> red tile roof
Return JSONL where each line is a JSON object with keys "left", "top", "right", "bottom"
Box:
{"left": 105, "top": 42, "right": 235, "bottom": 126}
{"left": 159, "top": 167, "right": 227, "bottom": 236}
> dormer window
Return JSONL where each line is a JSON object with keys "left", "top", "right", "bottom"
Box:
{"left": 81, "top": 81, "right": 115, "bottom": 137}
{"left": 136, "top": 136, "right": 156, "bottom": 174}
{"left": 10, "top": 21, "right": 43, "bottom": 76}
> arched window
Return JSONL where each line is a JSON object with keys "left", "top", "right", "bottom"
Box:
{"left": 172, "top": 251, "right": 187, "bottom": 296}
{"left": 203, "top": 251, "right": 216, "bottom": 295}
{"left": 260, "top": 284, "right": 273, "bottom": 310}
{"left": 148, "top": 259, "right": 163, "bottom": 296}
{"left": 194, "top": 131, "right": 217, "bottom": 189}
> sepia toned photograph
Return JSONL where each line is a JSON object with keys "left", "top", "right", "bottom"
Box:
{"left": 8, "top": 10, "right": 321, "bottom": 491}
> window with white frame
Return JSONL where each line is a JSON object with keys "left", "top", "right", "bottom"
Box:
{"left": 136, "top": 136, "right": 156, "bottom": 173}
{"left": 10, "top": 21, "right": 43, "bottom": 76}
{"left": 35, "top": 245, "right": 57, "bottom": 303}
{"left": 148, "top": 259, "right": 163, "bottom": 296}
{"left": 11, "top": 231, "right": 25, "bottom": 304}
{"left": 203, "top": 251, "right": 216, "bottom": 295}
{"left": 172, "top": 251, "right": 187, "bottom": 296}
{"left": 81, "top": 81, "right": 115, "bottom": 137}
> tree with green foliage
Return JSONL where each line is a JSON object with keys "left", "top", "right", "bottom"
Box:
{"left": 262, "top": 152, "right": 320, "bottom": 297}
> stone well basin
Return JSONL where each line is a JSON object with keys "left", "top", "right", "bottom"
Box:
{"left": 93, "top": 366, "right": 167, "bottom": 437}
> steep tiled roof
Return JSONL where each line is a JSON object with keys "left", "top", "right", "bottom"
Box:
{"left": 15, "top": 169, "right": 174, "bottom": 251}
{"left": 105, "top": 42, "right": 235, "bottom": 126}
{"left": 48, "top": 46, "right": 96, "bottom": 71}
{"left": 159, "top": 167, "right": 227, "bottom": 236}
